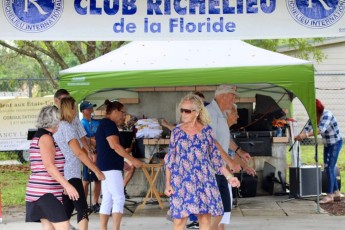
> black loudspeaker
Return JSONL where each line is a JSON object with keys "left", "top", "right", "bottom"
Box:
{"left": 132, "top": 138, "right": 145, "bottom": 158}
{"left": 233, "top": 172, "right": 258, "bottom": 198}
{"left": 231, "top": 108, "right": 249, "bottom": 131}
{"left": 289, "top": 166, "right": 322, "bottom": 198}
{"left": 119, "top": 131, "right": 134, "bottom": 148}
{"left": 262, "top": 162, "right": 276, "bottom": 194}
{"left": 322, "top": 166, "right": 341, "bottom": 193}
{"left": 254, "top": 94, "right": 286, "bottom": 119}
{"left": 234, "top": 137, "right": 272, "bottom": 156}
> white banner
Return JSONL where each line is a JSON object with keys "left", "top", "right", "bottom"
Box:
{"left": 0, "top": 97, "right": 54, "bottom": 151}
{"left": 1, "top": 0, "right": 345, "bottom": 41}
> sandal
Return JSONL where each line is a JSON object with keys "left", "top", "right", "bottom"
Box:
{"left": 320, "top": 195, "right": 333, "bottom": 204}
{"left": 333, "top": 192, "right": 344, "bottom": 202}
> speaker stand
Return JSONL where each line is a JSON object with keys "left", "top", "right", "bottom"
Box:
{"left": 282, "top": 140, "right": 304, "bottom": 203}
{"left": 124, "top": 199, "right": 141, "bottom": 214}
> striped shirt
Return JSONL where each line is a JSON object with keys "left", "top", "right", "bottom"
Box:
{"left": 25, "top": 129, "right": 65, "bottom": 202}
{"left": 305, "top": 109, "right": 342, "bottom": 146}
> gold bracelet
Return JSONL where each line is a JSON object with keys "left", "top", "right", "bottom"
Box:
{"left": 225, "top": 174, "right": 233, "bottom": 180}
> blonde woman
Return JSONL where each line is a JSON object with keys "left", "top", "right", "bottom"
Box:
{"left": 54, "top": 96, "right": 105, "bottom": 230}
{"left": 164, "top": 93, "right": 240, "bottom": 230}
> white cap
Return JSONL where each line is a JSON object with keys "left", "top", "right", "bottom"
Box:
{"left": 215, "top": 85, "right": 238, "bottom": 96}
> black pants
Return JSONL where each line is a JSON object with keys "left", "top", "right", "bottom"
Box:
{"left": 62, "top": 178, "right": 89, "bottom": 223}
{"left": 215, "top": 174, "right": 231, "bottom": 212}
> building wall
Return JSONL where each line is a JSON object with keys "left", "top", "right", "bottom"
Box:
{"left": 282, "top": 38, "right": 345, "bottom": 134}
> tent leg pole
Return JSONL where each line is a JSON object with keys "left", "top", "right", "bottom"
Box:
{"left": 315, "top": 141, "right": 320, "bottom": 213}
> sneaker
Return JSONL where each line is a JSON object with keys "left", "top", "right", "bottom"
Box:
{"left": 186, "top": 221, "right": 199, "bottom": 229}
{"left": 92, "top": 203, "right": 100, "bottom": 213}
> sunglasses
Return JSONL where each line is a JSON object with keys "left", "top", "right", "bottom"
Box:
{"left": 180, "top": 108, "right": 196, "bottom": 114}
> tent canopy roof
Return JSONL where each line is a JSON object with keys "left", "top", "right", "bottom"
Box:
{"left": 59, "top": 40, "right": 316, "bottom": 131}
{"left": 60, "top": 40, "right": 310, "bottom": 73}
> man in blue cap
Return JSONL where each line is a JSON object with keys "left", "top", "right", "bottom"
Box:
{"left": 80, "top": 101, "right": 101, "bottom": 213}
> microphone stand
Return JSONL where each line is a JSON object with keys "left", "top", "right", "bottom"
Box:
{"left": 288, "top": 120, "right": 309, "bottom": 152}
{"left": 282, "top": 120, "right": 309, "bottom": 202}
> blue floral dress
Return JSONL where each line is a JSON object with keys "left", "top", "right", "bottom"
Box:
{"left": 164, "top": 125, "right": 224, "bottom": 219}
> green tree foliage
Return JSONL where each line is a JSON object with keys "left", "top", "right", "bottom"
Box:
{"left": 0, "top": 41, "right": 126, "bottom": 95}
{"left": 246, "top": 38, "right": 326, "bottom": 63}
{"left": 0, "top": 47, "right": 43, "bottom": 95}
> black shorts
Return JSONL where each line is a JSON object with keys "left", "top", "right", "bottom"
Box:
{"left": 26, "top": 193, "right": 68, "bottom": 223}
{"left": 63, "top": 178, "right": 88, "bottom": 220}
{"left": 216, "top": 174, "right": 231, "bottom": 212}
{"left": 82, "top": 165, "right": 99, "bottom": 182}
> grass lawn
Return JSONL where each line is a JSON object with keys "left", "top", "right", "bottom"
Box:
{"left": 0, "top": 168, "right": 30, "bottom": 206}
{"left": 0, "top": 152, "right": 30, "bottom": 206}
{"left": 286, "top": 144, "right": 345, "bottom": 193}
{"left": 0, "top": 151, "right": 18, "bottom": 161}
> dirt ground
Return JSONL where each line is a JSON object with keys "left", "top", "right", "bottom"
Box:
{"left": 1, "top": 165, "right": 344, "bottom": 216}
{"left": 320, "top": 197, "right": 345, "bottom": 216}
{"left": 0, "top": 164, "right": 30, "bottom": 172}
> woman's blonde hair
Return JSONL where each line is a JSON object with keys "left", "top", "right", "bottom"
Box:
{"left": 60, "top": 96, "right": 76, "bottom": 123}
{"left": 178, "top": 92, "right": 210, "bottom": 126}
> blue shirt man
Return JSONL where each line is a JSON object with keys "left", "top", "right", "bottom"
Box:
{"left": 80, "top": 101, "right": 101, "bottom": 212}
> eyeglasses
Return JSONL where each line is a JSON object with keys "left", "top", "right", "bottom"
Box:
{"left": 180, "top": 108, "right": 196, "bottom": 114}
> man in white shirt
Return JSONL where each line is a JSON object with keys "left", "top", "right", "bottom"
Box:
{"left": 207, "top": 85, "right": 252, "bottom": 230}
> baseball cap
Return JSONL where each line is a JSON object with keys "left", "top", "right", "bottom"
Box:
{"left": 215, "top": 85, "right": 238, "bottom": 96}
{"left": 80, "top": 101, "right": 96, "bottom": 111}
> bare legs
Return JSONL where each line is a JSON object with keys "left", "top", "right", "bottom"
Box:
{"left": 211, "top": 215, "right": 222, "bottom": 230}
{"left": 124, "top": 162, "right": 135, "bottom": 187}
{"left": 100, "top": 213, "right": 122, "bottom": 230}
{"left": 100, "top": 213, "right": 109, "bottom": 230}
{"left": 173, "top": 214, "right": 211, "bottom": 230}
{"left": 93, "top": 181, "right": 101, "bottom": 204}
{"left": 173, "top": 217, "right": 188, "bottom": 230}
{"left": 78, "top": 218, "right": 88, "bottom": 230}
{"left": 41, "top": 218, "right": 70, "bottom": 230}
{"left": 83, "top": 180, "right": 101, "bottom": 206}
{"left": 198, "top": 214, "right": 212, "bottom": 230}
{"left": 218, "top": 223, "right": 225, "bottom": 230}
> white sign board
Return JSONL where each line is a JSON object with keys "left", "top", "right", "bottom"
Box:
{"left": 0, "top": 97, "right": 54, "bottom": 151}
{"left": 1, "top": 0, "right": 345, "bottom": 41}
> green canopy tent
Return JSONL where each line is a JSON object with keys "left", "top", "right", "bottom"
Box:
{"left": 60, "top": 40, "right": 321, "bottom": 209}
{"left": 59, "top": 40, "right": 317, "bottom": 133}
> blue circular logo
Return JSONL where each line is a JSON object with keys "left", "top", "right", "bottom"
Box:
{"left": 3, "top": 0, "right": 64, "bottom": 33}
{"left": 286, "top": 0, "right": 345, "bottom": 29}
